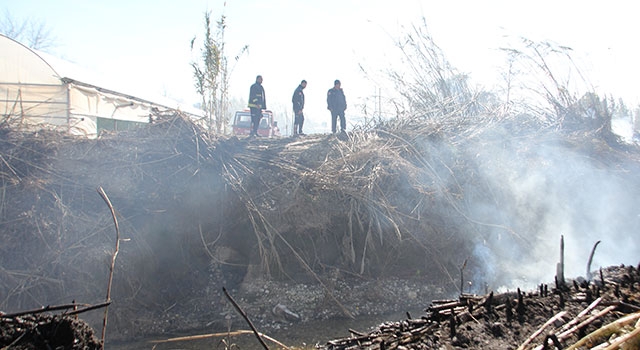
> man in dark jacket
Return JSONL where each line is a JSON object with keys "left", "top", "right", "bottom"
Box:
{"left": 247, "top": 75, "right": 267, "bottom": 137}
{"left": 292, "top": 80, "right": 307, "bottom": 136}
{"left": 327, "top": 79, "right": 347, "bottom": 133}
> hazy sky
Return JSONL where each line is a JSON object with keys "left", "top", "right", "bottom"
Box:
{"left": 4, "top": 0, "right": 639, "bottom": 129}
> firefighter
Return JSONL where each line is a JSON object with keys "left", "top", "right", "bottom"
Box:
{"left": 247, "top": 75, "right": 267, "bottom": 137}
{"left": 292, "top": 80, "right": 307, "bottom": 136}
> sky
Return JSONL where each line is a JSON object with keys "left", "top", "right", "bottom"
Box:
{"left": 3, "top": 0, "right": 640, "bottom": 133}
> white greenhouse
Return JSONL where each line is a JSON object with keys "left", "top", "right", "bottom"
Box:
{"left": 0, "top": 34, "right": 200, "bottom": 138}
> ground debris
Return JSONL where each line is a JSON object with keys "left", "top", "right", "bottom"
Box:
{"left": 0, "top": 313, "right": 101, "bottom": 350}
{"left": 320, "top": 264, "right": 640, "bottom": 350}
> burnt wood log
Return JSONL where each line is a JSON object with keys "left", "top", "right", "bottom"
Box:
{"left": 438, "top": 306, "right": 467, "bottom": 317}
{"left": 449, "top": 308, "right": 456, "bottom": 338}
{"left": 484, "top": 292, "right": 494, "bottom": 315}
{"left": 427, "top": 300, "right": 466, "bottom": 312}
{"left": 517, "top": 288, "right": 525, "bottom": 323}
{"left": 505, "top": 297, "right": 513, "bottom": 324}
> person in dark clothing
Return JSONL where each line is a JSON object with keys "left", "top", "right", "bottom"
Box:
{"left": 247, "top": 75, "right": 267, "bottom": 137}
{"left": 327, "top": 79, "right": 347, "bottom": 133}
{"left": 292, "top": 80, "right": 307, "bottom": 136}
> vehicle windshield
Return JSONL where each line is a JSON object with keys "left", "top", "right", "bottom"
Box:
{"left": 234, "top": 112, "right": 272, "bottom": 129}
{"left": 234, "top": 113, "right": 251, "bottom": 128}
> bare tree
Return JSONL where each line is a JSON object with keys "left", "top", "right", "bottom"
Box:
{"left": 191, "top": 9, "right": 247, "bottom": 134}
{"left": 0, "top": 10, "right": 56, "bottom": 51}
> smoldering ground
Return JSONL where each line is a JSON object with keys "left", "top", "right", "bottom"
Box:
{"left": 453, "top": 123, "right": 640, "bottom": 291}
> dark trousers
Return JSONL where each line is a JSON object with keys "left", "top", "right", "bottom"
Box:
{"left": 250, "top": 107, "right": 262, "bottom": 135}
{"left": 294, "top": 112, "right": 304, "bottom": 134}
{"left": 331, "top": 110, "right": 346, "bottom": 133}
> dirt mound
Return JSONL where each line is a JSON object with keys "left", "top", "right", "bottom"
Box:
{"left": 0, "top": 313, "right": 101, "bottom": 350}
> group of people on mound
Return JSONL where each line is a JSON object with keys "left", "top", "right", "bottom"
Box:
{"left": 247, "top": 75, "right": 347, "bottom": 137}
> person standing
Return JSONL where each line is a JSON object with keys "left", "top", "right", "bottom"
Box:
{"left": 327, "top": 79, "right": 347, "bottom": 133}
{"left": 247, "top": 75, "right": 267, "bottom": 137}
{"left": 292, "top": 80, "right": 307, "bottom": 136}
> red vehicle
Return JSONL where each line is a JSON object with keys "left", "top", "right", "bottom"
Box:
{"left": 232, "top": 109, "right": 280, "bottom": 137}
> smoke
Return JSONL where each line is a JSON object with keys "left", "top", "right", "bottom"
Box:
{"left": 462, "top": 127, "right": 640, "bottom": 291}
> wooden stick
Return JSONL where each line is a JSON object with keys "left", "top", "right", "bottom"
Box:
{"left": 222, "top": 287, "right": 270, "bottom": 350}
{"left": 460, "top": 258, "right": 468, "bottom": 295}
{"left": 428, "top": 300, "right": 466, "bottom": 312}
{"left": 432, "top": 298, "right": 459, "bottom": 304}
{"left": 97, "top": 186, "right": 120, "bottom": 350}
{"left": 348, "top": 328, "right": 367, "bottom": 337}
{"left": 558, "top": 305, "right": 617, "bottom": 342}
{"left": 566, "top": 311, "right": 640, "bottom": 350}
{"left": 531, "top": 298, "right": 604, "bottom": 350}
{"left": 517, "top": 311, "right": 567, "bottom": 350}
{"left": 64, "top": 301, "right": 111, "bottom": 316}
{"left": 149, "top": 329, "right": 289, "bottom": 349}
{"left": 601, "top": 325, "right": 640, "bottom": 350}
{"left": 586, "top": 240, "right": 601, "bottom": 281}
{"left": 557, "top": 297, "right": 602, "bottom": 334}
{"left": 438, "top": 306, "right": 467, "bottom": 316}
{"left": 1, "top": 302, "right": 90, "bottom": 318}
{"left": 556, "top": 235, "right": 565, "bottom": 287}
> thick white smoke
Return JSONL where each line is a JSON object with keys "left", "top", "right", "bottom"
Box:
{"left": 467, "top": 130, "right": 639, "bottom": 292}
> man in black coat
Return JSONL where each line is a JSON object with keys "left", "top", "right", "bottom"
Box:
{"left": 247, "top": 75, "right": 267, "bottom": 137}
{"left": 327, "top": 79, "right": 347, "bottom": 133}
{"left": 292, "top": 80, "right": 307, "bottom": 136}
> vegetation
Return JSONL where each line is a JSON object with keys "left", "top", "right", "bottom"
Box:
{"left": 190, "top": 9, "right": 247, "bottom": 134}
{"left": 0, "top": 10, "right": 56, "bottom": 51}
